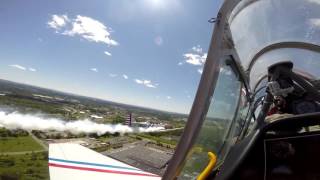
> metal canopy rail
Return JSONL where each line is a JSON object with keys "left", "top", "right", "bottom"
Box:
{"left": 162, "top": 0, "right": 242, "bottom": 179}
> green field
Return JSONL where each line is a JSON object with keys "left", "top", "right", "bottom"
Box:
{"left": 0, "top": 152, "right": 49, "bottom": 180}
{"left": 0, "top": 136, "right": 44, "bottom": 153}
{"left": 134, "top": 134, "right": 177, "bottom": 146}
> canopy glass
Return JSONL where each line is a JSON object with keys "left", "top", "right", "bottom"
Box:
{"left": 230, "top": 0, "right": 320, "bottom": 88}
{"left": 178, "top": 0, "right": 320, "bottom": 178}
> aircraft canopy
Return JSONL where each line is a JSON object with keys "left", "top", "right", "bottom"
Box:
{"left": 229, "top": 0, "right": 320, "bottom": 89}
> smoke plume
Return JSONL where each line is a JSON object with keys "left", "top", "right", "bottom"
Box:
{"left": 0, "top": 111, "right": 164, "bottom": 135}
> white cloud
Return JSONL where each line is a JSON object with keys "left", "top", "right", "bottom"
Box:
{"left": 134, "top": 79, "right": 158, "bottom": 88}
{"left": 182, "top": 45, "right": 207, "bottom": 66}
{"left": 135, "top": 79, "right": 143, "bottom": 84}
{"left": 154, "top": 36, "right": 163, "bottom": 46}
{"left": 109, "top": 73, "right": 117, "bottom": 77}
{"left": 183, "top": 53, "right": 207, "bottom": 66}
{"left": 104, "top": 51, "right": 112, "bottom": 56}
{"left": 308, "top": 0, "right": 320, "bottom": 5}
{"left": 9, "top": 65, "right": 36, "bottom": 72}
{"left": 9, "top": 64, "right": 26, "bottom": 71}
{"left": 47, "top": 14, "right": 69, "bottom": 30}
{"left": 166, "top": 96, "right": 172, "bottom": 100}
{"left": 192, "top": 45, "right": 203, "bottom": 53}
{"left": 181, "top": 45, "right": 207, "bottom": 74}
{"left": 145, "top": 84, "right": 156, "bottom": 88}
{"left": 309, "top": 18, "right": 320, "bottom": 27}
{"left": 28, "top": 68, "right": 37, "bottom": 72}
{"left": 90, "top": 68, "right": 98, "bottom": 72}
{"left": 64, "top": 15, "right": 118, "bottom": 46}
{"left": 220, "top": 67, "right": 232, "bottom": 75}
{"left": 48, "top": 14, "right": 118, "bottom": 46}
{"left": 122, "top": 74, "right": 128, "bottom": 79}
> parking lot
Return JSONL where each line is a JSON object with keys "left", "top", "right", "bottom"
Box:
{"left": 103, "top": 141, "right": 172, "bottom": 175}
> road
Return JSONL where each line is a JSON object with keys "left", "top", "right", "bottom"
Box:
{"left": 102, "top": 140, "right": 172, "bottom": 175}
{"left": 28, "top": 131, "right": 49, "bottom": 151}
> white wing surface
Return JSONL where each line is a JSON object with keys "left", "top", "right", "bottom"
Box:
{"left": 49, "top": 143, "right": 161, "bottom": 180}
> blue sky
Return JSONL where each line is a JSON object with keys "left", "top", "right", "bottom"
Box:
{"left": 0, "top": 0, "right": 222, "bottom": 114}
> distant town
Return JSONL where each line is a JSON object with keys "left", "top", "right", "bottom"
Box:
{"left": 0, "top": 79, "right": 187, "bottom": 179}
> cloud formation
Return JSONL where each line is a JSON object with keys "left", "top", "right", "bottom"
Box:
{"left": 122, "top": 74, "right": 129, "bottom": 79}
{"left": 9, "top": 64, "right": 26, "bottom": 71}
{"left": 183, "top": 53, "right": 207, "bottom": 66}
{"left": 308, "top": 0, "right": 320, "bottom": 5}
{"left": 90, "top": 68, "right": 98, "bottom": 72}
{"left": 181, "top": 45, "right": 207, "bottom": 66}
{"left": 48, "top": 14, "right": 69, "bottom": 30}
{"left": 29, "top": 68, "right": 37, "bottom": 72}
{"left": 134, "top": 79, "right": 158, "bottom": 88}
{"left": 166, "top": 96, "right": 172, "bottom": 100}
{"left": 180, "top": 45, "right": 207, "bottom": 74}
{"left": 192, "top": 45, "right": 203, "bottom": 53}
{"left": 9, "top": 65, "right": 37, "bottom": 72}
{"left": 48, "top": 14, "right": 118, "bottom": 46}
{"left": 104, "top": 51, "right": 112, "bottom": 56}
{"left": 109, "top": 73, "right": 117, "bottom": 77}
{"left": 309, "top": 18, "right": 320, "bottom": 27}
{"left": 220, "top": 67, "right": 232, "bottom": 76}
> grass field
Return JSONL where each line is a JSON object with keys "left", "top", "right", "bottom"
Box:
{"left": 0, "top": 152, "right": 49, "bottom": 180}
{"left": 0, "top": 136, "right": 44, "bottom": 153}
{"left": 134, "top": 133, "right": 177, "bottom": 147}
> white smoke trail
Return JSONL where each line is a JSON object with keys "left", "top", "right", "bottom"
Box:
{"left": 0, "top": 111, "right": 164, "bottom": 135}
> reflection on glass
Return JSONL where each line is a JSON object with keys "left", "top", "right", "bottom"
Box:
{"left": 250, "top": 48, "right": 320, "bottom": 89}
{"left": 179, "top": 60, "right": 249, "bottom": 179}
{"left": 230, "top": 0, "right": 320, "bottom": 69}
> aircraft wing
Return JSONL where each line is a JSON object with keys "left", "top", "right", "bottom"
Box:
{"left": 49, "top": 143, "right": 161, "bottom": 180}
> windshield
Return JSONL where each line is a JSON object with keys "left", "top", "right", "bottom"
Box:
{"left": 229, "top": 0, "right": 320, "bottom": 88}
{"left": 250, "top": 48, "right": 320, "bottom": 90}
{"left": 177, "top": 0, "right": 320, "bottom": 178}
{"left": 179, "top": 58, "right": 249, "bottom": 179}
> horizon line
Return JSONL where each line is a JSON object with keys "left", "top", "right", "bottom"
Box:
{"left": 0, "top": 78, "right": 189, "bottom": 116}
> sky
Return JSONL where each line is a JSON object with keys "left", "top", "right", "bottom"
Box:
{"left": 0, "top": 0, "right": 223, "bottom": 114}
